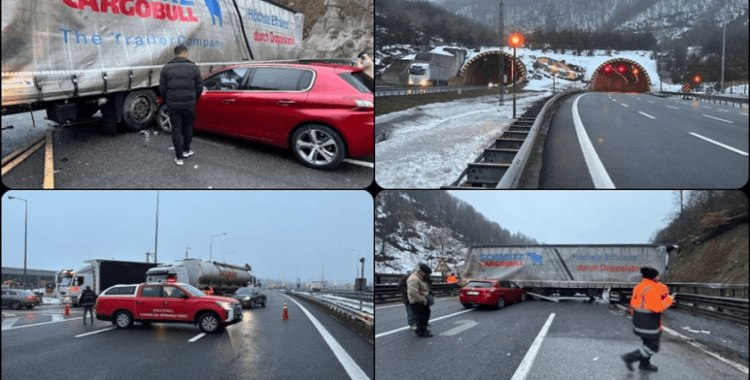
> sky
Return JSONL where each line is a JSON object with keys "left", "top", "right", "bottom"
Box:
{"left": 2, "top": 191, "right": 373, "bottom": 286}
{"left": 449, "top": 190, "right": 676, "bottom": 244}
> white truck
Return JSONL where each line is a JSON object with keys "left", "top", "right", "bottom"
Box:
{"left": 145, "top": 259, "right": 253, "bottom": 296}
{"left": 2, "top": 0, "right": 303, "bottom": 134}
{"left": 309, "top": 280, "right": 328, "bottom": 292}
{"left": 59, "top": 260, "right": 159, "bottom": 306}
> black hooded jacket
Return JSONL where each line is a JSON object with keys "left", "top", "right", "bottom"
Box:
{"left": 159, "top": 57, "right": 203, "bottom": 108}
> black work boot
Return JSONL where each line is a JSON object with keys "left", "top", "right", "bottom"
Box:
{"left": 621, "top": 352, "right": 640, "bottom": 371}
{"left": 639, "top": 363, "right": 658, "bottom": 372}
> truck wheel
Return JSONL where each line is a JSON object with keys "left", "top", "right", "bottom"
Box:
{"left": 115, "top": 311, "right": 133, "bottom": 329}
{"left": 461, "top": 303, "right": 473, "bottom": 309}
{"left": 198, "top": 313, "right": 221, "bottom": 333}
{"left": 10, "top": 301, "right": 21, "bottom": 310}
{"left": 157, "top": 103, "right": 172, "bottom": 134}
{"left": 496, "top": 297, "right": 505, "bottom": 309}
{"left": 122, "top": 90, "right": 157, "bottom": 131}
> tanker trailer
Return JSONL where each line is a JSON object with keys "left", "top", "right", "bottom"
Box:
{"left": 146, "top": 259, "right": 253, "bottom": 296}
{"left": 460, "top": 244, "right": 676, "bottom": 301}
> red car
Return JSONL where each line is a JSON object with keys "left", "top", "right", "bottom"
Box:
{"left": 95, "top": 282, "right": 242, "bottom": 334}
{"left": 158, "top": 63, "right": 373, "bottom": 170}
{"left": 459, "top": 279, "right": 527, "bottom": 309}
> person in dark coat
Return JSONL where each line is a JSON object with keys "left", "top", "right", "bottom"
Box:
{"left": 79, "top": 286, "right": 97, "bottom": 325}
{"left": 407, "top": 263, "right": 432, "bottom": 338}
{"left": 397, "top": 272, "right": 417, "bottom": 330}
{"left": 159, "top": 45, "right": 203, "bottom": 166}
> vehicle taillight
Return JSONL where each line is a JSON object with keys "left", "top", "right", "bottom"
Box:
{"left": 167, "top": 276, "right": 176, "bottom": 283}
{"left": 350, "top": 99, "right": 373, "bottom": 112}
{"left": 26, "top": 295, "right": 35, "bottom": 300}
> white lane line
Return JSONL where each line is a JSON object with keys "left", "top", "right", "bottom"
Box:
{"left": 375, "top": 303, "right": 405, "bottom": 310}
{"left": 282, "top": 295, "right": 369, "bottom": 380}
{"left": 638, "top": 111, "right": 656, "bottom": 119}
{"left": 702, "top": 114, "right": 734, "bottom": 124}
{"left": 613, "top": 304, "right": 748, "bottom": 375}
{"left": 636, "top": 97, "right": 642, "bottom": 100}
{"left": 718, "top": 109, "right": 730, "bottom": 113}
{"left": 689, "top": 133, "right": 748, "bottom": 156}
{"left": 572, "top": 94, "right": 616, "bottom": 189}
{"left": 2, "top": 318, "right": 18, "bottom": 330}
{"left": 510, "top": 313, "right": 556, "bottom": 380}
{"left": 2, "top": 316, "right": 82, "bottom": 331}
{"left": 647, "top": 100, "right": 654, "bottom": 104}
{"left": 620, "top": 103, "right": 629, "bottom": 108}
{"left": 375, "top": 308, "right": 474, "bottom": 339}
{"left": 343, "top": 159, "right": 374, "bottom": 168}
{"left": 189, "top": 333, "right": 207, "bottom": 342}
{"left": 704, "top": 106, "right": 713, "bottom": 109}
{"left": 611, "top": 99, "right": 617, "bottom": 102}
{"left": 75, "top": 327, "right": 117, "bottom": 338}
{"left": 666, "top": 105, "right": 679, "bottom": 110}
{"left": 439, "top": 320, "right": 478, "bottom": 336}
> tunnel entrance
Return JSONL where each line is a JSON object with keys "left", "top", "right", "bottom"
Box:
{"left": 458, "top": 51, "right": 527, "bottom": 86}
{"left": 592, "top": 58, "right": 651, "bottom": 93}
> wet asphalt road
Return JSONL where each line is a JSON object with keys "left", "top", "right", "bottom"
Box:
{"left": 1, "top": 113, "right": 373, "bottom": 189}
{"left": 375, "top": 296, "right": 747, "bottom": 380}
{"left": 540, "top": 92, "right": 748, "bottom": 189}
{"left": 2, "top": 291, "right": 373, "bottom": 380}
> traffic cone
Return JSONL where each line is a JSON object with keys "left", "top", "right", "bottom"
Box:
{"left": 64, "top": 299, "right": 71, "bottom": 316}
{"left": 282, "top": 302, "right": 289, "bottom": 320}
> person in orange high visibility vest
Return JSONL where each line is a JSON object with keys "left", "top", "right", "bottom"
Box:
{"left": 621, "top": 267, "right": 674, "bottom": 372}
{"left": 446, "top": 273, "right": 459, "bottom": 295}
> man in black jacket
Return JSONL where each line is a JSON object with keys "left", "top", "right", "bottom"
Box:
{"left": 159, "top": 45, "right": 203, "bottom": 166}
{"left": 79, "top": 286, "right": 97, "bottom": 325}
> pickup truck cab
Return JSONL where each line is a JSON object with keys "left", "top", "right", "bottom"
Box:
{"left": 95, "top": 282, "right": 242, "bottom": 333}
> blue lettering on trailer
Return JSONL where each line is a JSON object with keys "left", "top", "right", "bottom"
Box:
{"left": 59, "top": 29, "right": 223, "bottom": 50}
{"left": 247, "top": 9, "right": 289, "bottom": 29}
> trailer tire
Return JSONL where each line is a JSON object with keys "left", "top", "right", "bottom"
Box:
{"left": 115, "top": 311, "right": 133, "bottom": 329}
{"left": 122, "top": 90, "right": 157, "bottom": 131}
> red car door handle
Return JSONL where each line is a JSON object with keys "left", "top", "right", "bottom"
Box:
{"left": 221, "top": 99, "right": 235, "bottom": 104}
{"left": 277, "top": 100, "right": 295, "bottom": 106}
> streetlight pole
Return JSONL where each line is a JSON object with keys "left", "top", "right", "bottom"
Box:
{"left": 499, "top": 1, "right": 504, "bottom": 107}
{"left": 8, "top": 197, "right": 28, "bottom": 289}
{"left": 720, "top": 20, "right": 726, "bottom": 93}
{"left": 359, "top": 257, "right": 365, "bottom": 311}
{"left": 154, "top": 191, "right": 159, "bottom": 264}
{"left": 210, "top": 233, "right": 226, "bottom": 261}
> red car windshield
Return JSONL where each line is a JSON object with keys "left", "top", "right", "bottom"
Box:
{"left": 465, "top": 281, "right": 494, "bottom": 288}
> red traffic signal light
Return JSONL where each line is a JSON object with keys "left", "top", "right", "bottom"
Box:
{"left": 507, "top": 32, "right": 524, "bottom": 48}
{"left": 617, "top": 64, "right": 626, "bottom": 74}
{"left": 694, "top": 75, "right": 701, "bottom": 83}
{"left": 603, "top": 64, "right": 613, "bottom": 74}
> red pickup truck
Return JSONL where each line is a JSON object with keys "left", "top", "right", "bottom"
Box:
{"left": 95, "top": 282, "right": 242, "bottom": 333}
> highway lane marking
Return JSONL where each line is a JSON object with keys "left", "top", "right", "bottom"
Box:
{"left": 613, "top": 304, "right": 748, "bottom": 375}
{"left": 439, "top": 320, "right": 478, "bottom": 336}
{"left": 343, "top": 159, "right": 374, "bottom": 168}
{"left": 666, "top": 105, "right": 679, "bottom": 109}
{"left": 702, "top": 114, "right": 733, "bottom": 124}
{"left": 704, "top": 106, "right": 713, "bottom": 109}
{"left": 647, "top": 100, "right": 654, "bottom": 104}
{"left": 75, "top": 327, "right": 117, "bottom": 338}
{"left": 2, "top": 316, "right": 83, "bottom": 331}
{"left": 611, "top": 99, "right": 616, "bottom": 102}
{"left": 572, "top": 94, "right": 616, "bottom": 189}
{"left": 374, "top": 308, "right": 474, "bottom": 339}
{"left": 510, "top": 313, "right": 556, "bottom": 380}
{"left": 689, "top": 133, "right": 748, "bottom": 156}
{"left": 282, "top": 294, "right": 370, "bottom": 380}
{"left": 638, "top": 111, "right": 656, "bottom": 119}
{"left": 636, "top": 97, "right": 641, "bottom": 100}
{"left": 189, "top": 333, "right": 207, "bottom": 342}
{"left": 2, "top": 318, "right": 18, "bottom": 330}
{"left": 620, "top": 103, "right": 629, "bottom": 108}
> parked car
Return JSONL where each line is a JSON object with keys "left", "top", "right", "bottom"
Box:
{"left": 459, "top": 280, "right": 527, "bottom": 309}
{"left": 1, "top": 289, "right": 38, "bottom": 309}
{"left": 95, "top": 282, "right": 242, "bottom": 333}
{"left": 157, "top": 63, "right": 374, "bottom": 170}
{"left": 231, "top": 287, "right": 267, "bottom": 309}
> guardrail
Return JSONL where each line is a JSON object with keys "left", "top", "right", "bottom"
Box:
{"left": 375, "top": 85, "right": 491, "bottom": 97}
{"left": 670, "top": 293, "right": 748, "bottom": 325}
{"left": 375, "top": 282, "right": 457, "bottom": 304}
{"left": 316, "top": 289, "right": 374, "bottom": 301}
{"left": 288, "top": 291, "right": 373, "bottom": 325}
{"left": 659, "top": 91, "right": 749, "bottom": 108}
{"left": 287, "top": 290, "right": 374, "bottom": 343}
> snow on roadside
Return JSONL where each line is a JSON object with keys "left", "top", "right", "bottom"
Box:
{"left": 375, "top": 92, "right": 550, "bottom": 188}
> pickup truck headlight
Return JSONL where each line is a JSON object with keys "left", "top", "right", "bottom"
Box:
{"left": 216, "top": 301, "right": 232, "bottom": 310}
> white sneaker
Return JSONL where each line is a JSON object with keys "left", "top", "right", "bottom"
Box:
{"left": 175, "top": 158, "right": 184, "bottom": 165}
{"left": 183, "top": 150, "right": 194, "bottom": 157}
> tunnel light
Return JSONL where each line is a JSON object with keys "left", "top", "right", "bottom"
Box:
{"left": 633, "top": 67, "right": 639, "bottom": 75}
{"left": 603, "top": 64, "right": 613, "bottom": 74}
{"left": 507, "top": 32, "right": 524, "bottom": 48}
{"left": 693, "top": 75, "right": 701, "bottom": 84}
{"left": 617, "top": 64, "right": 626, "bottom": 74}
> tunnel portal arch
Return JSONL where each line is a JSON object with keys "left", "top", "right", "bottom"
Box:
{"left": 457, "top": 51, "right": 527, "bottom": 86}
{"left": 591, "top": 58, "right": 652, "bottom": 93}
